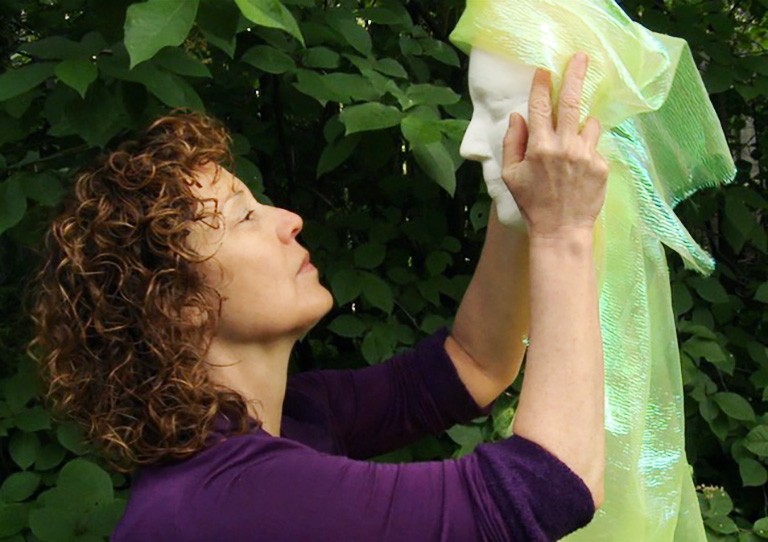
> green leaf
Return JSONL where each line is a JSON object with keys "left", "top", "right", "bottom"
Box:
{"left": 361, "top": 323, "right": 396, "bottom": 364}
{"left": 129, "top": 64, "right": 204, "bottom": 110}
{"left": 683, "top": 338, "right": 734, "bottom": 374}
{"left": 339, "top": 103, "right": 403, "bottom": 135}
{"left": 361, "top": 272, "right": 394, "bottom": 314}
{"left": 9, "top": 431, "right": 40, "bottom": 470}
{"left": 326, "top": 13, "right": 372, "bottom": 56}
{"left": 0, "top": 503, "right": 28, "bottom": 537}
{"left": 704, "top": 487, "right": 734, "bottom": 517}
{"left": 713, "top": 392, "right": 755, "bottom": 421}
{"left": 470, "top": 199, "right": 491, "bottom": 231}
{"left": 234, "top": 0, "right": 304, "bottom": 45}
{"left": 302, "top": 47, "right": 340, "bottom": 69}
{"left": 82, "top": 498, "right": 126, "bottom": 537}
{"left": 358, "top": 5, "right": 412, "bottom": 27}
{"left": 19, "top": 36, "right": 85, "bottom": 60}
{"left": 447, "top": 424, "right": 484, "bottom": 457}
{"left": 20, "top": 172, "right": 65, "bottom": 207}
{"left": 294, "top": 69, "right": 345, "bottom": 105}
{"left": 417, "top": 279, "right": 441, "bottom": 306}
{"left": 723, "top": 196, "right": 755, "bottom": 253}
{"left": 124, "top": 0, "right": 200, "bottom": 68}
{"left": 0, "top": 176, "right": 27, "bottom": 235}
{"left": 404, "top": 84, "right": 460, "bottom": 108}
{"left": 28, "top": 506, "right": 78, "bottom": 541}
{"left": 421, "top": 314, "right": 450, "bottom": 334}
{"left": 3, "top": 370, "right": 41, "bottom": 412}
{"left": 671, "top": 282, "right": 694, "bottom": 316}
{"left": 705, "top": 515, "right": 739, "bottom": 534}
{"left": 54, "top": 58, "right": 98, "bottom": 98}
{"left": 755, "top": 282, "right": 768, "bottom": 303}
{"left": 412, "top": 141, "right": 456, "bottom": 196}
{"left": 34, "top": 443, "right": 67, "bottom": 471}
{"left": 439, "top": 119, "right": 470, "bottom": 141}
{"left": 420, "top": 38, "right": 460, "bottom": 67}
{"left": 330, "top": 268, "right": 363, "bottom": 306}
{"left": 754, "top": 517, "right": 768, "bottom": 538}
{"left": 401, "top": 115, "right": 442, "bottom": 146}
{"left": 322, "top": 73, "right": 381, "bottom": 102}
{"left": 425, "top": 251, "right": 451, "bottom": 276}
{"left": 13, "top": 406, "right": 51, "bottom": 432}
{"left": 154, "top": 47, "right": 212, "bottom": 78}
{"left": 374, "top": 58, "right": 407, "bottom": 79}
{"left": 699, "top": 398, "right": 719, "bottom": 421}
{"left": 689, "top": 277, "right": 730, "bottom": 304}
{"left": 739, "top": 457, "right": 768, "bottom": 487}
{"left": 316, "top": 135, "right": 360, "bottom": 177}
{"left": 64, "top": 83, "right": 124, "bottom": 148}
{"left": 446, "top": 424, "right": 484, "bottom": 447}
{"left": 0, "top": 472, "right": 41, "bottom": 502}
{"left": 327, "top": 315, "right": 367, "bottom": 338}
{"left": 0, "top": 63, "right": 55, "bottom": 102}
{"left": 492, "top": 394, "right": 516, "bottom": 438}
{"left": 198, "top": 0, "right": 240, "bottom": 57}
{"left": 56, "top": 459, "right": 114, "bottom": 506}
{"left": 241, "top": 45, "right": 295, "bottom": 74}
{"left": 56, "top": 422, "right": 90, "bottom": 455}
{"left": 745, "top": 426, "right": 768, "bottom": 457}
{"left": 353, "top": 243, "right": 386, "bottom": 269}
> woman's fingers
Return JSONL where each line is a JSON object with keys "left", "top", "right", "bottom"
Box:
{"left": 527, "top": 68, "right": 555, "bottom": 139}
{"left": 580, "top": 116, "right": 602, "bottom": 149}
{"left": 556, "top": 53, "right": 589, "bottom": 136}
{"left": 503, "top": 113, "right": 529, "bottom": 166}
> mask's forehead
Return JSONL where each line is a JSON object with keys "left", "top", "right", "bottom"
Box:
{"left": 468, "top": 48, "right": 534, "bottom": 104}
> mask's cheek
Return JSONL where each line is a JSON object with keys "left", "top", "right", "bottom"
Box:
{"left": 489, "top": 100, "right": 531, "bottom": 169}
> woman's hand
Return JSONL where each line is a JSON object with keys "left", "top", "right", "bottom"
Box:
{"left": 501, "top": 53, "right": 609, "bottom": 239}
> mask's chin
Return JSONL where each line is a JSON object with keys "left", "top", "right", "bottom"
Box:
{"left": 481, "top": 161, "right": 526, "bottom": 230}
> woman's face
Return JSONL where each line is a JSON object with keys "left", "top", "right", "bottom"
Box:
{"left": 187, "top": 163, "right": 334, "bottom": 343}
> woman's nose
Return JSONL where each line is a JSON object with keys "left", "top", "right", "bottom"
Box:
{"left": 459, "top": 117, "right": 493, "bottom": 162}
{"left": 276, "top": 207, "right": 303, "bottom": 244}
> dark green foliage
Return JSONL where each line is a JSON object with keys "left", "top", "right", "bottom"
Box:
{"left": 0, "top": 0, "right": 765, "bottom": 539}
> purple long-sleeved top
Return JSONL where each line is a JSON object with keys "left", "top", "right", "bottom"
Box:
{"left": 112, "top": 328, "right": 595, "bottom": 541}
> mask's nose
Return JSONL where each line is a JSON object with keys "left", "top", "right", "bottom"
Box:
{"left": 459, "top": 117, "right": 493, "bottom": 162}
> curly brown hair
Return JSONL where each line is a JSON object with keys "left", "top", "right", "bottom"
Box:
{"left": 28, "top": 111, "right": 255, "bottom": 473}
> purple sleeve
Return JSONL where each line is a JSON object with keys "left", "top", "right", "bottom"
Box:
{"left": 120, "top": 432, "right": 595, "bottom": 541}
{"left": 285, "top": 327, "right": 495, "bottom": 459}
{"left": 475, "top": 435, "right": 597, "bottom": 541}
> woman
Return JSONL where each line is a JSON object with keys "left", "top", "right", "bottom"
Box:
{"left": 30, "top": 53, "right": 607, "bottom": 541}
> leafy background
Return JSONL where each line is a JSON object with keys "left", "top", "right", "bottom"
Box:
{"left": 0, "top": 0, "right": 765, "bottom": 540}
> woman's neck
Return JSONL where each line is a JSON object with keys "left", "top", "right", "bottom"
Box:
{"left": 204, "top": 336, "right": 295, "bottom": 437}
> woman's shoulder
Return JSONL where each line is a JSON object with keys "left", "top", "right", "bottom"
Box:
{"left": 112, "top": 426, "right": 316, "bottom": 541}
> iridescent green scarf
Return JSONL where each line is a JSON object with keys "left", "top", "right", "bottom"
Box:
{"left": 451, "top": 1, "right": 735, "bottom": 539}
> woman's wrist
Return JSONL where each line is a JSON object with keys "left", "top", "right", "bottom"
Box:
{"left": 529, "top": 227, "right": 595, "bottom": 258}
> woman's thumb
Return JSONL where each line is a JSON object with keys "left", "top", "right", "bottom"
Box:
{"left": 502, "top": 113, "right": 528, "bottom": 166}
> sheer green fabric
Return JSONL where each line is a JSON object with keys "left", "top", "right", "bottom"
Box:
{"left": 451, "top": 1, "right": 735, "bottom": 540}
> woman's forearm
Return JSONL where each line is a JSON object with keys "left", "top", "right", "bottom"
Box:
{"left": 450, "top": 203, "right": 530, "bottom": 403}
{"left": 512, "top": 231, "right": 605, "bottom": 507}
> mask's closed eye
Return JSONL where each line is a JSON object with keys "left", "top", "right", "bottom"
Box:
{"left": 241, "top": 210, "right": 255, "bottom": 223}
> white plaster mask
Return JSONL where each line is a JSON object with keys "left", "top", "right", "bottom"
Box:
{"left": 460, "top": 48, "right": 536, "bottom": 229}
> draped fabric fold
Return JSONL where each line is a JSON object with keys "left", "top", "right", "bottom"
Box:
{"left": 450, "top": 1, "right": 735, "bottom": 539}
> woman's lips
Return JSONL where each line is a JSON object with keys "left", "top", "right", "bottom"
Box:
{"left": 298, "top": 254, "right": 316, "bottom": 274}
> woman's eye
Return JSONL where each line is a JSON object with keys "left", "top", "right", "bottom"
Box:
{"left": 241, "top": 210, "right": 255, "bottom": 223}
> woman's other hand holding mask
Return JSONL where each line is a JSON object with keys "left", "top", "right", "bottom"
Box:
{"left": 502, "top": 53, "right": 609, "bottom": 239}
